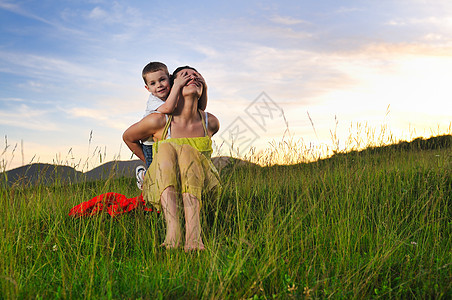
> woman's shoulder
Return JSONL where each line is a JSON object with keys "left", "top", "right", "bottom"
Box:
{"left": 142, "top": 112, "right": 167, "bottom": 127}
{"left": 204, "top": 111, "right": 219, "bottom": 136}
{"left": 141, "top": 113, "right": 169, "bottom": 141}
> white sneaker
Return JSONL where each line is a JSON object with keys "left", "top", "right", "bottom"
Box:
{"left": 136, "top": 165, "right": 146, "bottom": 190}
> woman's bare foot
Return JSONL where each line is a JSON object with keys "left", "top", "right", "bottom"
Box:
{"left": 160, "top": 242, "right": 181, "bottom": 250}
{"left": 182, "top": 193, "right": 205, "bottom": 252}
{"left": 161, "top": 187, "right": 182, "bottom": 249}
{"left": 184, "top": 241, "right": 205, "bottom": 252}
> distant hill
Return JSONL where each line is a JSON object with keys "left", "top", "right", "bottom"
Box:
{"left": 1, "top": 163, "right": 83, "bottom": 187}
{"left": 0, "top": 156, "right": 254, "bottom": 187}
{"left": 330, "top": 134, "right": 451, "bottom": 158}
{"left": 0, "top": 160, "right": 145, "bottom": 187}
{"left": 84, "top": 160, "right": 145, "bottom": 181}
{"left": 1, "top": 134, "right": 450, "bottom": 187}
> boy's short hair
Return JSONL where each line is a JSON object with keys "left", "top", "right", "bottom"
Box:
{"left": 142, "top": 62, "right": 170, "bottom": 85}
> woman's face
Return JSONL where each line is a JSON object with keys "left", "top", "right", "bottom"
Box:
{"left": 179, "top": 69, "right": 203, "bottom": 97}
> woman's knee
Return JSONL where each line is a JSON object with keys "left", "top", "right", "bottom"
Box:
{"left": 178, "top": 145, "right": 204, "bottom": 186}
{"left": 178, "top": 145, "right": 200, "bottom": 168}
{"left": 156, "top": 143, "right": 177, "bottom": 168}
{"left": 158, "top": 142, "right": 177, "bottom": 154}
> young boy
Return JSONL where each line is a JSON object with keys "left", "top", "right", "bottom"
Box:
{"left": 134, "top": 62, "right": 208, "bottom": 188}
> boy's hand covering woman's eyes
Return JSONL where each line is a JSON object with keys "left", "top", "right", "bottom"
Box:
{"left": 173, "top": 71, "right": 191, "bottom": 88}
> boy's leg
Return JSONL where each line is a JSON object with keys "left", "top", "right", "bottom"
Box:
{"left": 142, "top": 143, "right": 153, "bottom": 168}
{"left": 136, "top": 143, "right": 152, "bottom": 190}
{"left": 136, "top": 165, "right": 146, "bottom": 190}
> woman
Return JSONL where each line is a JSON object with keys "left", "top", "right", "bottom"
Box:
{"left": 123, "top": 66, "right": 220, "bottom": 251}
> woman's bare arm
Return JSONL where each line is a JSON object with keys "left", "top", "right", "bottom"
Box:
{"left": 206, "top": 112, "right": 219, "bottom": 137}
{"left": 123, "top": 113, "right": 166, "bottom": 162}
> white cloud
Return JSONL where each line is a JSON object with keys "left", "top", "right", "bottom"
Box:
{"left": 0, "top": 0, "right": 15, "bottom": 10}
{"left": 0, "top": 97, "right": 24, "bottom": 102}
{"left": 269, "top": 15, "right": 309, "bottom": 26}
{"left": 334, "top": 7, "right": 363, "bottom": 14}
{"left": 88, "top": 6, "right": 108, "bottom": 20}
{"left": 0, "top": 104, "right": 60, "bottom": 131}
{"left": 207, "top": 40, "right": 452, "bottom": 151}
{"left": 0, "top": 50, "right": 98, "bottom": 81}
{"left": 72, "top": 108, "right": 127, "bottom": 129}
{"left": 385, "top": 20, "right": 406, "bottom": 26}
{"left": 65, "top": 102, "right": 141, "bottom": 131}
{"left": 386, "top": 16, "right": 452, "bottom": 28}
{"left": 0, "top": 0, "right": 53, "bottom": 25}
{"left": 84, "top": 2, "right": 144, "bottom": 28}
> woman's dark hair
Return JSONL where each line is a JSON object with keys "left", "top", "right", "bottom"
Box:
{"left": 170, "top": 66, "right": 199, "bottom": 86}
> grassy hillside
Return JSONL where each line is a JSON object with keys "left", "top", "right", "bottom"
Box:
{"left": 0, "top": 136, "right": 450, "bottom": 298}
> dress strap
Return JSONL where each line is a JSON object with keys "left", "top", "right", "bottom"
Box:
{"left": 162, "top": 111, "right": 206, "bottom": 139}
{"left": 161, "top": 114, "right": 172, "bottom": 140}
{"left": 199, "top": 110, "right": 208, "bottom": 136}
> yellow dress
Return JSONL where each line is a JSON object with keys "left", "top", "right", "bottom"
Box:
{"left": 142, "top": 111, "right": 220, "bottom": 211}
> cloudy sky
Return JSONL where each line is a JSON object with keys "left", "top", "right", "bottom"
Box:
{"left": 1, "top": 0, "right": 451, "bottom": 171}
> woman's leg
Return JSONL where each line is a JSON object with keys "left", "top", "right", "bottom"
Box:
{"left": 157, "top": 143, "right": 182, "bottom": 248}
{"left": 182, "top": 193, "right": 204, "bottom": 251}
{"left": 161, "top": 186, "right": 181, "bottom": 248}
{"left": 178, "top": 145, "right": 205, "bottom": 251}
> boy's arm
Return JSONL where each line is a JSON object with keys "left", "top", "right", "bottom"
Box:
{"left": 156, "top": 71, "right": 191, "bottom": 114}
{"left": 122, "top": 114, "right": 166, "bottom": 162}
{"left": 197, "top": 72, "right": 207, "bottom": 110}
{"left": 155, "top": 90, "right": 178, "bottom": 114}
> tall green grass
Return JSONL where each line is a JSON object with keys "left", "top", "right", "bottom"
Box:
{"left": 1, "top": 137, "right": 451, "bottom": 298}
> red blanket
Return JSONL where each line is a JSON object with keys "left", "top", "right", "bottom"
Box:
{"left": 69, "top": 192, "right": 159, "bottom": 217}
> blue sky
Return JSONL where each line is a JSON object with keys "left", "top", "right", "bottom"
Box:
{"left": 1, "top": 0, "right": 451, "bottom": 170}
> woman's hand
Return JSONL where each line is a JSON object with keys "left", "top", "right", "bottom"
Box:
{"left": 196, "top": 71, "right": 208, "bottom": 110}
{"left": 195, "top": 71, "right": 207, "bottom": 89}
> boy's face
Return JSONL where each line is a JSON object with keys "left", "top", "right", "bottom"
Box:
{"left": 144, "top": 70, "right": 170, "bottom": 100}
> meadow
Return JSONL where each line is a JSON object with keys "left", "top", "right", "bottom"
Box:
{"left": 0, "top": 135, "right": 451, "bottom": 299}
